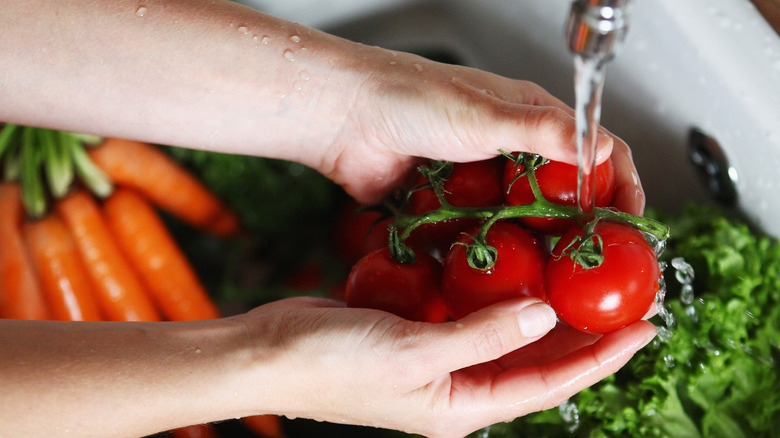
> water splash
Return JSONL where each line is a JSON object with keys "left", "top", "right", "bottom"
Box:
{"left": 671, "top": 257, "right": 695, "bottom": 305}
{"left": 654, "top": 257, "right": 697, "bottom": 346}
{"left": 559, "top": 399, "right": 581, "bottom": 433}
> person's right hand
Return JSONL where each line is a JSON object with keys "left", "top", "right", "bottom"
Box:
{"left": 233, "top": 296, "right": 657, "bottom": 438}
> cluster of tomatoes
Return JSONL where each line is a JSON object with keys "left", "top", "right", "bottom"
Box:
{"left": 343, "top": 154, "right": 662, "bottom": 334}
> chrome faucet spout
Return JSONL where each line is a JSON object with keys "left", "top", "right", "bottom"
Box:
{"left": 566, "top": 0, "right": 631, "bottom": 62}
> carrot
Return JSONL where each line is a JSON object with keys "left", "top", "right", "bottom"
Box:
{"left": 88, "top": 138, "right": 241, "bottom": 237}
{"left": 23, "top": 214, "right": 102, "bottom": 321}
{"left": 0, "top": 183, "right": 50, "bottom": 319}
{"left": 103, "top": 188, "right": 219, "bottom": 321}
{"left": 242, "top": 415, "right": 285, "bottom": 438}
{"left": 169, "top": 424, "right": 219, "bottom": 438}
{"left": 55, "top": 189, "right": 161, "bottom": 322}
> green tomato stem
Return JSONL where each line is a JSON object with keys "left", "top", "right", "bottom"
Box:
{"left": 391, "top": 154, "right": 670, "bottom": 264}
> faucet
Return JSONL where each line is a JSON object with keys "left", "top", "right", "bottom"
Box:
{"left": 565, "top": 0, "right": 632, "bottom": 63}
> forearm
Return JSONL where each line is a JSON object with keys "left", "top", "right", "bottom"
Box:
{"left": 0, "top": 0, "right": 369, "bottom": 164}
{"left": 0, "top": 318, "right": 260, "bottom": 437}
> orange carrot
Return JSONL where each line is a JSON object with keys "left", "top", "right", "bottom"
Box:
{"left": 88, "top": 138, "right": 240, "bottom": 237}
{"left": 242, "top": 415, "right": 285, "bottom": 438}
{"left": 169, "top": 424, "right": 219, "bottom": 438}
{"left": 55, "top": 189, "right": 161, "bottom": 322}
{"left": 23, "top": 214, "right": 102, "bottom": 321}
{"left": 103, "top": 188, "right": 219, "bottom": 321}
{"left": 0, "top": 183, "right": 50, "bottom": 319}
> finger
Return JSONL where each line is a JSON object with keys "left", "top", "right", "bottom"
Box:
{"left": 249, "top": 296, "right": 346, "bottom": 313}
{"left": 449, "top": 79, "right": 614, "bottom": 166}
{"left": 491, "top": 320, "right": 657, "bottom": 417}
{"left": 495, "top": 322, "right": 601, "bottom": 369}
{"left": 608, "top": 134, "right": 646, "bottom": 216}
{"left": 418, "top": 298, "right": 558, "bottom": 375}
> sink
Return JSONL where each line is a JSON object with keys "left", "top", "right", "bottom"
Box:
{"left": 238, "top": 0, "right": 780, "bottom": 237}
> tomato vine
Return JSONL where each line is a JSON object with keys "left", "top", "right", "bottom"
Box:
{"left": 384, "top": 152, "right": 670, "bottom": 270}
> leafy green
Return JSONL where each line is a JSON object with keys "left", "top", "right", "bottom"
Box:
{"left": 482, "top": 203, "right": 780, "bottom": 437}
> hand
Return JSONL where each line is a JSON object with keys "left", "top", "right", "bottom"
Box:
{"left": 313, "top": 47, "right": 643, "bottom": 215}
{"left": 0, "top": 1, "right": 644, "bottom": 216}
{"left": 236, "top": 296, "right": 657, "bottom": 438}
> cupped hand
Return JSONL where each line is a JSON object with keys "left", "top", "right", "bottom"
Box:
{"left": 317, "top": 47, "right": 644, "bottom": 216}
{"left": 237, "top": 296, "right": 656, "bottom": 438}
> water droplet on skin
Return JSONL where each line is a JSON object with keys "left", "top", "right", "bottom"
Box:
{"left": 290, "top": 35, "right": 301, "bottom": 43}
{"left": 261, "top": 35, "right": 270, "bottom": 44}
{"left": 237, "top": 25, "right": 248, "bottom": 34}
{"left": 135, "top": 6, "right": 147, "bottom": 17}
{"left": 389, "top": 61, "right": 398, "bottom": 66}
{"left": 194, "top": 348, "right": 202, "bottom": 354}
{"left": 299, "top": 70, "right": 310, "bottom": 81}
{"left": 412, "top": 63, "right": 423, "bottom": 72}
{"left": 283, "top": 49, "right": 295, "bottom": 62}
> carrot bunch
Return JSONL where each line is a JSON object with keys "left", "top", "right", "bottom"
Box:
{"left": 0, "top": 125, "right": 283, "bottom": 438}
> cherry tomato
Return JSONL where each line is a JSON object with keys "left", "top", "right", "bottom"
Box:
{"left": 545, "top": 221, "right": 660, "bottom": 334}
{"left": 408, "top": 159, "right": 505, "bottom": 254}
{"left": 346, "top": 248, "right": 449, "bottom": 323}
{"left": 441, "top": 221, "right": 547, "bottom": 320}
{"left": 332, "top": 200, "right": 392, "bottom": 264}
{"left": 504, "top": 156, "right": 616, "bottom": 235}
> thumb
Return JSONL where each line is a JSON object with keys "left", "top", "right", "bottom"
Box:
{"left": 424, "top": 298, "right": 558, "bottom": 374}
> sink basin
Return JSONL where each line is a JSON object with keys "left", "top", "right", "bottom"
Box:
{"left": 239, "top": 0, "right": 780, "bottom": 237}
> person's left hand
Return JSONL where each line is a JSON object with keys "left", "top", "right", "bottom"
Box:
{"left": 234, "top": 296, "right": 656, "bottom": 438}
{"left": 306, "top": 46, "right": 644, "bottom": 216}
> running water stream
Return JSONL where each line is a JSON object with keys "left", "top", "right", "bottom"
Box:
{"left": 573, "top": 56, "right": 607, "bottom": 219}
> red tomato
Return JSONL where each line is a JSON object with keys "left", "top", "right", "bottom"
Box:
{"left": 346, "top": 248, "right": 449, "bottom": 323}
{"left": 504, "top": 157, "right": 616, "bottom": 235}
{"left": 441, "top": 221, "right": 547, "bottom": 320}
{"left": 333, "top": 200, "right": 392, "bottom": 264}
{"left": 546, "top": 221, "right": 660, "bottom": 334}
{"left": 407, "top": 159, "right": 505, "bottom": 254}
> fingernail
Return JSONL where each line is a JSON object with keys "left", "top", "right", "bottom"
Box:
{"left": 595, "top": 132, "right": 614, "bottom": 161}
{"left": 518, "top": 303, "right": 558, "bottom": 337}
